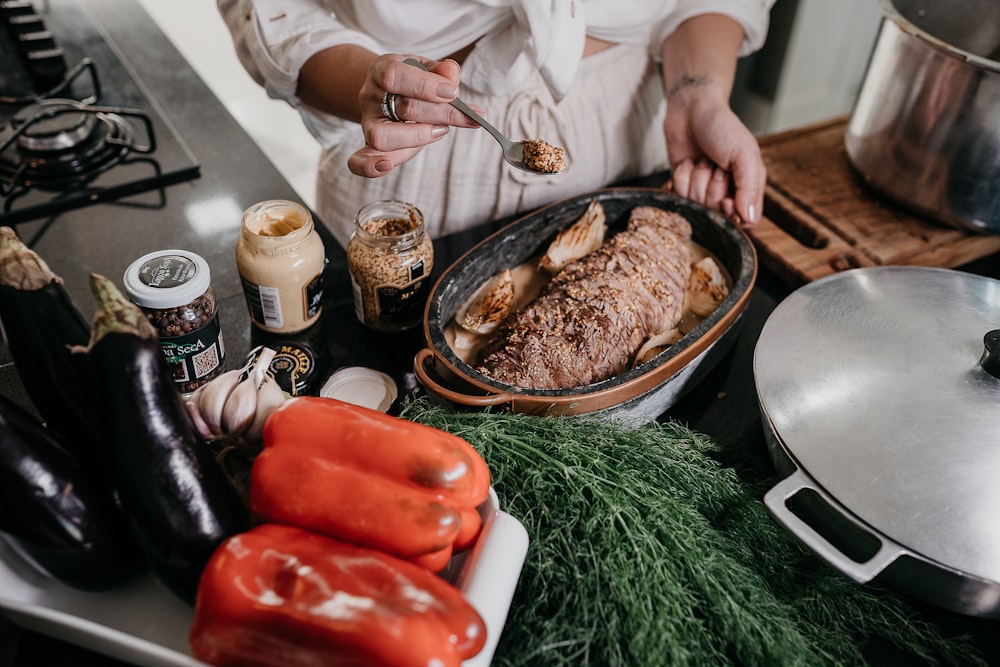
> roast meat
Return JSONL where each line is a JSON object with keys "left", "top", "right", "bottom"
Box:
{"left": 476, "top": 206, "right": 692, "bottom": 389}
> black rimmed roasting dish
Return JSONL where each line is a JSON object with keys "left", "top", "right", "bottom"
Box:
{"left": 414, "top": 188, "right": 757, "bottom": 421}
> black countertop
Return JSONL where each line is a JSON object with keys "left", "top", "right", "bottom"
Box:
{"left": 1, "top": 1, "right": 999, "bottom": 665}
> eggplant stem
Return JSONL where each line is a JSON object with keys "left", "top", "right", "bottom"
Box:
{"left": 0, "top": 226, "right": 60, "bottom": 291}
{"left": 86, "top": 274, "right": 157, "bottom": 346}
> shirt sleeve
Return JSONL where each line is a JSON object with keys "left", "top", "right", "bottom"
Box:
{"left": 217, "top": 0, "right": 379, "bottom": 145}
{"left": 652, "top": 0, "right": 777, "bottom": 57}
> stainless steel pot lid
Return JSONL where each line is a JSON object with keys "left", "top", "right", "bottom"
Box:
{"left": 754, "top": 266, "right": 1000, "bottom": 583}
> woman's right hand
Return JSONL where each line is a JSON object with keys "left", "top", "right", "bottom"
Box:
{"left": 348, "top": 56, "right": 481, "bottom": 178}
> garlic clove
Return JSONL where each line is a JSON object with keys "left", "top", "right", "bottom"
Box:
{"left": 221, "top": 347, "right": 278, "bottom": 437}
{"left": 221, "top": 374, "right": 259, "bottom": 437}
{"left": 538, "top": 199, "right": 607, "bottom": 274}
{"left": 243, "top": 375, "right": 287, "bottom": 442}
{"left": 184, "top": 391, "right": 215, "bottom": 441}
{"left": 687, "top": 256, "right": 730, "bottom": 317}
{"left": 196, "top": 368, "right": 244, "bottom": 436}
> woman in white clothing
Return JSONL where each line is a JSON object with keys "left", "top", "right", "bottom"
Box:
{"left": 218, "top": 1, "right": 775, "bottom": 248}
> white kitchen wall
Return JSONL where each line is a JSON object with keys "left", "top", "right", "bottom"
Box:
{"left": 733, "top": 0, "right": 884, "bottom": 134}
{"left": 138, "top": 0, "right": 883, "bottom": 195}
{"left": 136, "top": 0, "right": 320, "bottom": 208}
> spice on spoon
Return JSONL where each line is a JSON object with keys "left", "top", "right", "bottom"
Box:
{"left": 522, "top": 139, "right": 567, "bottom": 173}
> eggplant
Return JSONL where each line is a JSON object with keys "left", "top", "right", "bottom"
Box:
{"left": 0, "top": 393, "right": 143, "bottom": 591}
{"left": 80, "top": 274, "right": 252, "bottom": 604}
{"left": 0, "top": 227, "right": 101, "bottom": 457}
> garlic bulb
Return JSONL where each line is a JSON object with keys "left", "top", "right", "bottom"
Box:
{"left": 187, "top": 347, "right": 286, "bottom": 442}
{"left": 244, "top": 375, "right": 287, "bottom": 441}
{"left": 220, "top": 347, "right": 275, "bottom": 436}
{"left": 193, "top": 368, "right": 244, "bottom": 437}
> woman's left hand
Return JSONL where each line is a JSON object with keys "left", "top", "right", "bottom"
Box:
{"left": 664, "top": 88, "right": 766, "bottom": 228}
{"left": 658, "top": 14, "right": 767, "bottom": 228}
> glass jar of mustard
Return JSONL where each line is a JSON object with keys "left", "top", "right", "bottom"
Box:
{"left": 123, "top": 249, "right": 225, "bottom": 395}
{"left": 347, "top": 200, "right": 433, "bottom": 332}
{"left": 236, "top": 199, "right": 325, "bottom": 335}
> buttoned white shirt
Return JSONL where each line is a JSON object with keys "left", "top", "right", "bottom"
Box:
{"left": 218, "top": 0, "right": 774, "bottom": 145}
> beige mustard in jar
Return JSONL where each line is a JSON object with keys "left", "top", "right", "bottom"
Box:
{"left": 347, "top": 200, "right": 433, "bottom": 332}
{"left": 236, "top": 199, "right": 325, "bottom": 334}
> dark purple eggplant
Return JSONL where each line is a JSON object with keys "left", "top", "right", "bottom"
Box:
{"left": 0, "top": 393, "right": 143, "bottom": 591}
{"left": 80, "top": 273, "right": 252, "bottom": 604}
{"left": 0, "top": 227, "right": 101, "bottom": 456}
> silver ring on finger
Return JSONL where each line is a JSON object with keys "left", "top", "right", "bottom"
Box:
{"left": 381, "top": 91, "right": 403, "bottom": 123}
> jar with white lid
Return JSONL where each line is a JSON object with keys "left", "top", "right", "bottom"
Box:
{"left": 236, "top": 199, "right": 326, "bottom": 335}
{"left": 347, "top": 200, "right": 433, "bottom": 332}
{"left": 123, "top": 249, "right": 225, "bottom": 394}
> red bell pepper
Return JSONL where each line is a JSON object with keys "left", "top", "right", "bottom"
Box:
{"left": 249, "top": 397, "right": 491, "bottom": 569}
{"left": 189, "top": 523, "right": 487, "bottom": 667}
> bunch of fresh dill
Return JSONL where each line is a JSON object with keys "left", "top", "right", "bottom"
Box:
{"left": 401, "top": 395, "right": 988, "bottom": 667}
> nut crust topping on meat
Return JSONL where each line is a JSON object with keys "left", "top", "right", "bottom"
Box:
{"left": 476, "top": 206, "right": 693, "bottom": 389}
{"left": 522, "top": 139, "right": 567, "bottom": 173}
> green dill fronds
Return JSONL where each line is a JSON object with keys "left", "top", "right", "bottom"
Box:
{"left": 401, "top": 395, "right": 987, "bottom": 667}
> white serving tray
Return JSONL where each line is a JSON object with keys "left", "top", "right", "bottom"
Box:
{"left": 0, "top": 489, "right": 528, "bottom": 667}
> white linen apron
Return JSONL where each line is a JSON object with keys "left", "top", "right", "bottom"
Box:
{"left": 316, "top": 43, "right": 668, "bottom": 248}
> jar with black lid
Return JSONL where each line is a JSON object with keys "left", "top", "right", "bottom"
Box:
{"left": 246, "top": 320, "right": 329, "bottom": 397}
{"left": 347, "top": 200, "right": 433, "bottom": 332}
{"left": 123, "top": 249, "right": 225, "bottom": 394}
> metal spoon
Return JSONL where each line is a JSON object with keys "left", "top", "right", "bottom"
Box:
{"left": 402, "top": 58, "right": 565, "bottom": 174}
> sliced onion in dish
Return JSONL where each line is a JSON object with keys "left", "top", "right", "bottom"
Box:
{"left": 455, "top": 268, "right": 516, "bottom": 335}
{"left": 538, "top": 199, "right": 607, "bottom": 274}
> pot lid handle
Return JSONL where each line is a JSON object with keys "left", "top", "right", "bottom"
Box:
{"left": 979, "top": 330, "right": 1000, "bottom": 379}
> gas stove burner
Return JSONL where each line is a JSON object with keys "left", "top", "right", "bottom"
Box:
{"left": 0, "top": 99, "right": 155, "bottom": 193}
{"left": 12, "top": 99, "right": 100, "bottom": 152}
{"left": 0, "top": 0, "right": 201, "bottom": 227}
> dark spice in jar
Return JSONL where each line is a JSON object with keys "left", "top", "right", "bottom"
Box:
{"left": 149, "top": 291, "right": 216, "bottom": 336}
{"left": 123, "top": 250, "right": 226, "bottom": 394}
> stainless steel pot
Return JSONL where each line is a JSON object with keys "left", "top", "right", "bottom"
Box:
{"left": 415, "top": 188, "right": 756, "bottom": 423}
{"left": 844, "top": 0, "right": 1000, "bottom": 233}
{"left": 755, "top": 266, "right": 1000, "bottom": 618}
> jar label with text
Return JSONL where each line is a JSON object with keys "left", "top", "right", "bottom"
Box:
{"left": 303, "top": 274, "right": 324, "bottom": 321}
{"left": 240, "top": 277, "right": 283, "bottom": 329}
{"left": 375, "top": 276, "right": 431, "bottom": 325}
{"left": 159, "top": 314, "right": 225, "bottom": 387}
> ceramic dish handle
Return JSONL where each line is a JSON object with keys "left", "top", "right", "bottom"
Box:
{"left": 763, "top": 468, "right": 907, "bottom": 583}
{"left": 413, "top": 348, "right": 514, "bottom": 408}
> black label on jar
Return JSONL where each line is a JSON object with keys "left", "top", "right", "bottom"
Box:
{"left": 254, "top": 343, "right": 318, "bottom": 396}
{"left": 159, "top": 313, "right": 225, "bottom": 392}
{"left": 303, "top": 273, "right": 324, "bottom": 320}
{"left": 376, "top": 276, "right": 430, "bottom": 325}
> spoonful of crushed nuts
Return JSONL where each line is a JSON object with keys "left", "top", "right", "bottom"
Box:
{"left": 404, "top": 58, "right": 567, "bottom": 174}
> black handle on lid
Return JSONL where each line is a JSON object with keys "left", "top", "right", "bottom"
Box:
{"left": 979, "top": 330, "right": 1000, "bottom": 379}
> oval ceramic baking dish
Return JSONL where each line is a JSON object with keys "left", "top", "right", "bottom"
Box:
{"left": 414, "top": 188, "right": 757, "bottom": 422}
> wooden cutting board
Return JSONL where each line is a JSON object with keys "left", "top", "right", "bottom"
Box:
{"left": 748, "top": 116, "right": 1000, "bottom": 287}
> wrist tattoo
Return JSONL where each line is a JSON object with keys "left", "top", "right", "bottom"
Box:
{"left": 667, "top": 73, "right": 711, "bottom": 100}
